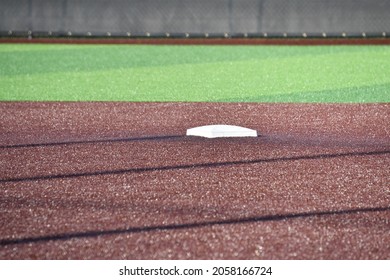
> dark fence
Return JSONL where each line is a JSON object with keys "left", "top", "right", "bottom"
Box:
{"left": 1, "top": 0, "right": 389, "bottom": 38}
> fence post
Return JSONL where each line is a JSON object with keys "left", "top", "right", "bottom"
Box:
{"left": 257, "top": 0, "right": 265, "bottom": 33}
{"left": 228, "top": 0, "right": 233, "bottom": 33}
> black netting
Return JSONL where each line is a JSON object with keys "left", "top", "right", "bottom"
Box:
{"left": 1, "top": 0, "right": 389, "bottom": 37}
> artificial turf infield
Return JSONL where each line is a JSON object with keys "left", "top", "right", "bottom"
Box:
{"left": 1, "top": 101, "right": 389, "bottom": 259}
{"left": 1, "top": 44, "right": 390, "bottom": 102}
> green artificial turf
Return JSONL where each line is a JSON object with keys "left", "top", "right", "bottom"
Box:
{"left": 1, "top": 44, "right": 389, "bottom": 102}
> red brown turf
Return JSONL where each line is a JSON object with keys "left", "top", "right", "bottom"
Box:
{"left": 0, "top": 102, "right": 389, "bottom": 260}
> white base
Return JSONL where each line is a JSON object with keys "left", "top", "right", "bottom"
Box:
{"left": 186, "top": 125, "right": 257, "bottom": 138}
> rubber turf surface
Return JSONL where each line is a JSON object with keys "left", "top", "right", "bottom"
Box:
{"left": 0, "top": 102, "right": 389, "bottom": 259}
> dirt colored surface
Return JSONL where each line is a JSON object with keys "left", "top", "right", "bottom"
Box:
{"left": 0, "top": 102, "right": 389, "bottom": 259}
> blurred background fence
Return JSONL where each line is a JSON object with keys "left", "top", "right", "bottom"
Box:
{"left": 1, "top": 0, "right": 389, "bottom": 38}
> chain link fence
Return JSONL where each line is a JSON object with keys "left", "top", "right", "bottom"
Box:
{"left": 1, "top": 0, "right": 389, "bottom": 38}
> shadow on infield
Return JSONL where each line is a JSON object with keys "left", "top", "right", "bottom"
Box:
{"left": 0, "top": 149, "right": 389, "bottom": 184}
{"left": 1, "top": 206, "right": 389, "bottom": 246}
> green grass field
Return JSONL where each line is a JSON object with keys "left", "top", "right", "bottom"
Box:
{"left": 1, "top": 44, "right": 389, "bottom": 102}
